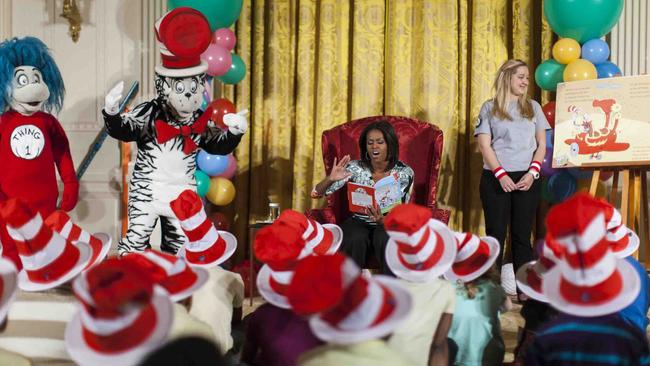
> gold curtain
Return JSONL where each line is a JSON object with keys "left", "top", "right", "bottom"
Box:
{"left": 218, "top": 0, "right": 553, "bottom": 261}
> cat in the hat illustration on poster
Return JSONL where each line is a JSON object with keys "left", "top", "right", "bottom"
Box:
{"left": 103, "top": 8, "right": 247, "bottom": 256}
{"left": 564, "top": 98, "right": 630, "bottom": 160}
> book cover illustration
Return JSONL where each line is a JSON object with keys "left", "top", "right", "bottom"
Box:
{"left": 347, "top": 173, "right": 401, "bottom": 215}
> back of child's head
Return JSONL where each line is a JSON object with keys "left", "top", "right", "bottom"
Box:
{"left": 462, "top": 265, "right": 500, "bottom": 299}
{"left": 138, "top": 337, "right": 226, "bottom": 366}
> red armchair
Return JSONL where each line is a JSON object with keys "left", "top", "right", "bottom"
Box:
{"left": 307, "top": 115, "right": 450, "bottom": 224}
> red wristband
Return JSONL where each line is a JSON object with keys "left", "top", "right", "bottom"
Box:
{"left": 529, "top": 160, "right": 541, "bottom": 173}
{"left": 492, "top": 166, "right": 507, "bottom": 179}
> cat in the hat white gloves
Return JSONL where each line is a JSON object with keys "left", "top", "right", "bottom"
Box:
{"left": 102, "top": 7, "right": 248, "bottom": 256}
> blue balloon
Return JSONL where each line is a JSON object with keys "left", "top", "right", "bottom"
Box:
{"left": 581, "top": 39, "right": 610, "bottom": 65}
{"left": 196, "top": 150, "right": 229, "bottom": 176}
{"left": 548, "top": 170, "right": 576, "bottom": 202}
{"left": 596, "top": 61, "right": 622, "bottom": 79}
{"left": 546, "top": 129, "right": 554, "bottom": 149}
{"left": 567, "top": 168, "right": 592, "bottom": 180}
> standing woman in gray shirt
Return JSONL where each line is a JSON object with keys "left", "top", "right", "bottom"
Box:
{"left": 474, "top": 59, "right": 551, "bottom": 278}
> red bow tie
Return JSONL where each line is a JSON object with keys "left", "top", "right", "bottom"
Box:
{"left": 155, "top": 111, "right": 211, "bottom": 154}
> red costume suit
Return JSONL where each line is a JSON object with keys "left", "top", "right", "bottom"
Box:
{"left": 0, "top": 110, "right": 78, "bottom": 268}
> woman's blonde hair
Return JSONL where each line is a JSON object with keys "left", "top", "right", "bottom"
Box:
{"left": 492, "top": 59, "right": 534, "bottom": 121}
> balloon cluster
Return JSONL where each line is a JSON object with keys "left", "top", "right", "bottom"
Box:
{"left": 535, "top": 0, "right": 623, "bottom": 204}
{"left": 169, "top": 0, "right": 247, "bottom": 84}
{"left": 168, "top": 0, "right": 245, "bottom": 225}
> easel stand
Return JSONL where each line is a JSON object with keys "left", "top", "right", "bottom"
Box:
{"left": 589, "top": 167, "right": 649, "bottom": 262}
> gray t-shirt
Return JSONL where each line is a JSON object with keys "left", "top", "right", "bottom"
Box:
{"left": 474, "top": 100, "right": 550, "bottom": 172}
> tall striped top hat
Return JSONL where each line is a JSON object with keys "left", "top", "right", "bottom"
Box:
{"left": 65, "top": 258, "right": 173, "bottom": 366}
{"left": 154, "top": 7, "right": 211, "bottom": 77}
{"left": 515, "top": 240, "right": 558, "bottom": 302}
{"left": 170, "top": 190, "right": 237, "bottom": 268}
{"left": 0, "top": 257, "right": 17, "bottom": 323}
{"left": 123, "top": 249, "right": 208, "bottom": 302}
{"left": 444, "top": 232, "right": 500, "bottom": 283}
{"left": 384, "top": 204, "right": 457, "bottom": 282}
{"left": 286, "top": 253, "right": 412, "bottom": 344}
{"left": 253, "top": 210, "right": 342, "bottom": 309}
{"left": 0, "top": 198, "right": 91, "bottom": 291}
{"left": 543, "top": 193, "right": 640, "bottom": 317}
{"left": 592, "top": 198, "right": 639, "bottom": 258}
{"left": 45, "top": 210, "right": 111, "bottom": 270}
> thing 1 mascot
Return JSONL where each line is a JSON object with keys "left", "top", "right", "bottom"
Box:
{"left": 103, "top": 8, "right": 247, "bottom": 256}
{"left": 0, "top": 37, "right": 79, "bottom": 268}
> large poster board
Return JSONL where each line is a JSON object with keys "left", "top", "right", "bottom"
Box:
{"left": 552, "top": 74, "right": 650, "bottom": 168}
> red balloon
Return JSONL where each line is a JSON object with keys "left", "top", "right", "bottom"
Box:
{"left": 209, "top": 211, "right": 231, "bottom": 231}
{"left": 542, "top": 101, "right": 556, "bottom": 129}
{"left": 205, "top": 98, "right": 236, "bottom": 129}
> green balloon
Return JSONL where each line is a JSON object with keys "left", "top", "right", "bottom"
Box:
{"left": 544, "top": 0, "right": 624, "bottom": 43}
{"left": 195, "top": 170, "right": 211, "bottom": 197}
{"left": 217, "top": 54, "right": 246, "bottom": 84}
{"left": 541, "top": 178, "right": 556, "bottom": 204}
{"left": 168, "top": 0, "right": 243, "bottom": 31}
{"left": 535, "top": 60, "right": 565, "bottom": 91}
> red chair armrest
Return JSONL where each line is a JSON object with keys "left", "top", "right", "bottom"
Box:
{"left": 305, "top": 208, "right": 338, "bottom": 224}
{"left": 431, "top": 207, "right": 451, "bottom": 225}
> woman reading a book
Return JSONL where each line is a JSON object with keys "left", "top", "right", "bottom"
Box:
{"left": 311, "top": 120, "right": 414, "bottom": 275}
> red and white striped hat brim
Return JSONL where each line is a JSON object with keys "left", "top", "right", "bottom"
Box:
{"left": 543, "top": 212, "right": 640, "bottom": 316}
{"left": 309, "top": 259, "right": 412, "bottom": 344}
{"left": 66, "top": 278, "right": 173, "bottom": 366}
{"left": 604, "top": 208, "right": 639, "bottom": 259}
{"left": 385, "top": 219, "right": 457, "bottom": 282}
{"left": 133, "top": 250, "right": 208, "bottom": 302}
{"left": 3, "top": 203, "right": 91, "bottom": 292}
{"left": 0, "top": 258, "right": 17, "bottom": 322}
{"left": 45, "top": 211, "right": 111, "bottom": 270}
{"left": 303, "top": 221, "right": 342, "bottom": 255}
{"left": 515, "top": 243, "right": 558, "bottom": 303}
{"left": 444, "top": 233, "right": 500, "bottom": 283}
{"left": 256, "top": 266, "right": 294, "bottom": 309}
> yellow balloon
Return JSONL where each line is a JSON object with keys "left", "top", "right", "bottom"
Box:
{"left": 563, "top": 59, "right": 597, "bottom": 82}
{"left": 206, "top": 177, "right": 236, "bottom": 206}
{"left": 576, "top": 178, "right": 607, "bottom": 198}
{"left": 552, "top": 38, "right": 581, "bottom": 64}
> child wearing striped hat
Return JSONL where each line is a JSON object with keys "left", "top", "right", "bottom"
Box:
{"left": 382, "top": 203, "right": 458, "bottom": 366}
{"left": 525, "top": 193, "right": 648, "bottom": 366}
{"left": 444, "top": 231, "right": 511, "bottom": 366}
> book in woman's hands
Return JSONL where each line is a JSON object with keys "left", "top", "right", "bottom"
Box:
{"left": 347, "top": 174, "right": 401, "bottom": 215}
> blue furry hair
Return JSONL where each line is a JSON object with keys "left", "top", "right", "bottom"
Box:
{"left": 0, "top": 37, "right": 65, "bottom": 113}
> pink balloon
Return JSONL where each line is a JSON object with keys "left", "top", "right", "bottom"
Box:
{"left": 214, "top": 28, "right": 236, "bottom": 50}
{"left": 216, "top": 154, "right": 237, "bottom": 179}
{"left": 201, "top": 44, "right": 232, "bottom": 77}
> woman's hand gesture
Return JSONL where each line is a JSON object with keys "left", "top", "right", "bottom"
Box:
{"left": 328, "top": 155, "right": 352, "bottom": 181}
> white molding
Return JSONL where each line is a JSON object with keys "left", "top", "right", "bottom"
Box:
{"left": 611, "top": 0, "right": 649, "bottom": 76}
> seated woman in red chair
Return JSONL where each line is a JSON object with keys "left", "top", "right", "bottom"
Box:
{"left": 311, "top": 120, "right": 414, "bottom": 275}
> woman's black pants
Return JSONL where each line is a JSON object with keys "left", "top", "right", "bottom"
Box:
{"left": 479, "top": 169, "right": 541, "bottom": 273}
{"left": 339, "top": 216, "right": 394, "bottom": 276}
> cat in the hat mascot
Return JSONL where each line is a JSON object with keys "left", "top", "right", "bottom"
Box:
{"left": 103, "top": 8, "right": 247, "bottom": 256}
{"left": 0, "top": 37, "right": 78, "bottom": 269}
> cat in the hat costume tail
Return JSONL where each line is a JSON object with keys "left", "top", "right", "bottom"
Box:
{"left": 102, "top": 8, "right": 248, "bottom": 256}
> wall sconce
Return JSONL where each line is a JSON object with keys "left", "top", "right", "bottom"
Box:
{"left": 60, "top": 0, "right": 82, "bottom": 42}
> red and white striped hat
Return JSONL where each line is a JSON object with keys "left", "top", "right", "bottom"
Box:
{"left": 384, "top": 204, "right": 457, "bottom": 282}
{"left": 444, "top": 232, "right": 500, "bottom": 283}
{"left": 542, "top": 193, "right": 640, "bottom": 317}
{"left": 45, "top": 210, "right": 111, "bottom": 270}
{"left": 123, "top": 249, "right": 208, "bottom": 302}
{"left": 170, "top": 190, "right": 237, "bottom": 268}
{"left": 65, "top": 258, "right": 173, "bottom": 366}
{"left": 0, "top": 257, "right": 17, "bottom": 322}
{"left": 254, "top": 217, "right": 327, "bottom": 309}
{"left": 515, "top": 241, "right": 558, "bottom": 303}
{"left": 275, "top": 209, "right": 342, "bottom": 255}
{"left": 0, "top": 198, "right": 91, "bottom": 291}
{"left": 287, "top": 253, "right": 412, "bottom": 344}
{"left": 154, "top": 7, "right": 211, "bottom": 78}
{"left": 592, "top": 198, "right": 639, "bottom": 258}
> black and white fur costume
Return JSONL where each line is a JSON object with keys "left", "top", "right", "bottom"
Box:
{"left": 103, "top": 74, "right": 242, "bottom": 255}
